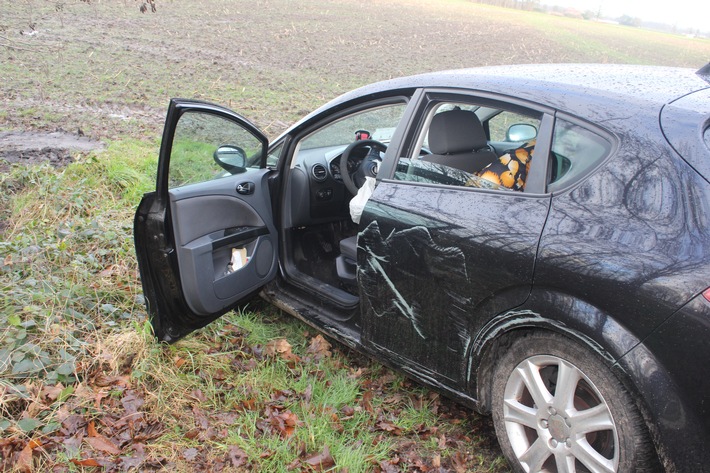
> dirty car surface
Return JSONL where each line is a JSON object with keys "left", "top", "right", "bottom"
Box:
{"left": 134, "top": 64, "right": 710, "bottom": 472}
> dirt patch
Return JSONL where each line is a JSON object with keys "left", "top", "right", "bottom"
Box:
{"left": 0, "top": 130, "right": 104, "bottom": 171}
{"left": 0, "top": 130, "right": 104, "bottom": 236}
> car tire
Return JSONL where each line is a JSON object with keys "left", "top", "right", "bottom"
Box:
{"left": 490, "top": 331, "right": 655, "bottom": 473}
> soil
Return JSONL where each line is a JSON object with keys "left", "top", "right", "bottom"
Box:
{"left": 3, "top": 0, "right": 705, "bottom": 146}
{"left": 0, "top": 130, "right": 104, "bottom": 172}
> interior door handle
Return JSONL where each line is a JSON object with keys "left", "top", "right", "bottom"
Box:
{"left": 236, "top": 182, "right": 255, "bottom": 195}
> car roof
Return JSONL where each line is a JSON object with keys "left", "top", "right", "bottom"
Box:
{"left": 355, "top": 64, "right": 706, "bottom": 106}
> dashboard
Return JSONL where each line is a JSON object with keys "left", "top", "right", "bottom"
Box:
{"left": 287, "top": 144, "right": 372, "bottom": 227}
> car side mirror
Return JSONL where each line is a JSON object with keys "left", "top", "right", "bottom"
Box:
{"left": 507, "top": 123, "right": 537, "bottom": 142}
{"left": 214, "top": 145, "right": 247, "bottom": 174}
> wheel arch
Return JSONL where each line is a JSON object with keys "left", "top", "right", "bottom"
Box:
{"left": 468, "top": 289, "right": 672, "bottom": 469}
{"left": 469, "top": 289, "right": 645, "bottom": 410}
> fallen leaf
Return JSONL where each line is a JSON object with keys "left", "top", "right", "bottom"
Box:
{"left": 227, "top": 445, "right": 248, "bottom": 468}
{"left": 121, "top": 390, "right": 144, "bottom": 414}
{"left": 25, "top": 401, "right": 46, "bottom": 418}
{"left": 306, "top": 334, "right": 332, "bottom": 359}
{"left": 378, "top": 457, "right": 401, "bottom": 473}
{"left": 302, "top": 384, "right": 313, "bottom": 404}
{"left": 437, "top": 434, "right": 447, "bottom": 449}
{"left": 383, "top": 393, "right": 404, "bottom": 405}
{"left": 93, "top": 374, "right": 131, "bottom": 388}
{"left": 264, "top": 338, "right": 300, "bottom": 361}
{"left": 348, "top": 367, "right": 366, "bottom": 379}
{"left": 192, "top": 405, "right": 209, "bottom": 430}
{"left": 132, "top": 422, "right": 164, "bottom": 442}
{"left": 264, "top": 338, "right": 292, "bottom": 356}
{"left": 272, "top": 410, "right": 300, "bottom": 438}
{"left": 70, "top": 458, "right": 102, "bottom": 467}
{"left": 42, "top": 383, "right": 64, "bottom": 401}
{"left": 360, "top": 390, "right": 374, "bottom": 414}
{"left": 87, "top": 420, "right": 99, "bottom": 437}
{"left": 304, "top": 445, "right": 335, "bottom": 471}
{"left": 98, "top": 265, "right": 116, "bottom": 278}
{"left": 213, "top": 368, "right": 227, "bottom": 380}
{"left": 236, "top": 398, "right": 257, "bottom": 411}
{"left": 452, "top": 451, "right": 467, "bottom": 473}
{"left": 16, "top": 438, "right": 42, "bottom": 473}
{"left": 85, "top": 436, "right": 121, "bottom": 455}
{"left": 182, "top": 447, "right": 199, "bottom": 461}
{"left": 376, "top": 420, "right": 402, "bottom": 435}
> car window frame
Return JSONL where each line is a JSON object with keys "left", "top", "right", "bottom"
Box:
{"left": 379, "top": 88, "right": 555, "bottom": 196}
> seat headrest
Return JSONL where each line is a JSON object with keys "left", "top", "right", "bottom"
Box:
{"left": 428, "top": 109, "right": 488, "bottom": 155}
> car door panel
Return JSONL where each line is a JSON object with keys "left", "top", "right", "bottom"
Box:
{"left": 134, "top": 98, "right": 275, "bottom": 342}
{"left": 168, "top": 170, "right": 277, "bottom": 315}
{"left": 359, "top": 182, "right": 551, "bottom": 383}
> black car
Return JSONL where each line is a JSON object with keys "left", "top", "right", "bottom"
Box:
{"left": 134, "top": 63, "right": 710, "bottom": 472}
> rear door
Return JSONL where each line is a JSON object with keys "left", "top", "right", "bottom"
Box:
{"left": 134, "top": 99, "right": 279, "bottom": 342}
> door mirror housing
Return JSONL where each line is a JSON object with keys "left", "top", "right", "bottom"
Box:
{"left": 214, "top": 145, "right": 247, "bottom": 174}
{"left": 506, "top": 123, "right": 537, "bottom": 142}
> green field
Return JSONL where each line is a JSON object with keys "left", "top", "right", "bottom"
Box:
{"left": 1, "top": 0, "right": 708, "bottom": 471}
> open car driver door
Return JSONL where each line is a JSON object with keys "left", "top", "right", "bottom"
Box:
{"left": 134, "top": 99, "right": 278, "bottom": 342}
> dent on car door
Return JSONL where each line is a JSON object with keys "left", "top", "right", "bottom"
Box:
{"left": 134, "top": 99, "right": 278, "bottom": 342}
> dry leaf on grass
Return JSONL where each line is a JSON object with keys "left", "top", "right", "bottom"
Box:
{"left": 16, "top": 438, "right": 42, "bottom": 473}
{"left": 304, "top": 445, "right": 336, "bottom": 471}
{"left": 70, "top": 458, "right": 102, "bottom": 467}
{"left": 85, "top": 421, "right": 121, "bottom": 455}
{"left": 306, "top": 334, "right": 332, "bottom": 359}
{"left": 85, "top": 436, "right": 121, "bottom": 455}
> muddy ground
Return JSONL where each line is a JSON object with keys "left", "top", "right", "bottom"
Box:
{"left": 0, "top": 130, "right": 104, "bottom": 172}
{"left": 2, "top": 0, "right": 707, "bottom": 145}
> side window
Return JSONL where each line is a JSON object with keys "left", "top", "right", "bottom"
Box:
{"left": 704, "top": 126, "right": 710, "bottom": 151}
{"left": 395, "top": 101, "right": 540, "bottom": 192}
{"left": 548, "top": 118, "right": 612, "bottom": 192}
{"left": 169, "top": 111, "right": 265, "bottom": 188}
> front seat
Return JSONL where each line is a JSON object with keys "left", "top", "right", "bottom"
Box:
{"left": 336, "top": 235, "right": 358, "bottom": 286}
{"left": 422, "top": 109, "right": 498, "bottom": 173}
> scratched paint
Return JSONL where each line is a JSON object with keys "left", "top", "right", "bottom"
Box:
{"left": 358, "top": 220, "right": 469, "bottom": 340}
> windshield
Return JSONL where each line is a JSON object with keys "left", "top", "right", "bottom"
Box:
{"left": 299, "top": 103, "right": 406, "bottom": 150}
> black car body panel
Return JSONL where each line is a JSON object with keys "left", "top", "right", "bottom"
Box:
{"left": 136, "top": 65, "right": 710, "bottom": 472}
{"left": 631, "top": 292, "right": 710, "bottom": 468}
{"left": 661, "top": 87, "right": 710, "bottom": 181}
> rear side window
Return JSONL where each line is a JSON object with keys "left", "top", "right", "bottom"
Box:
{"left": 548, "top": 118, "right": 612, "bottom": 192}
{"left": 704, "top": 126, "right": 710, "bottom": 151}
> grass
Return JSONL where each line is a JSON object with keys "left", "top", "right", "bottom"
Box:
{"left": 0, "top": 146, "right": 502, "bottom": 470}
{"left": 1, "top": 0, "right": 709, "bottom": 470}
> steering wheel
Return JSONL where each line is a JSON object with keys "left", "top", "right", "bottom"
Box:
{"left": 339, "top": 139, "right": 387, "bottom": 195}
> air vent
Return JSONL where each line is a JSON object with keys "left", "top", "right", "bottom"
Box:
{"left": 311, "top": 163, "right": 328, "bottom": 182}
